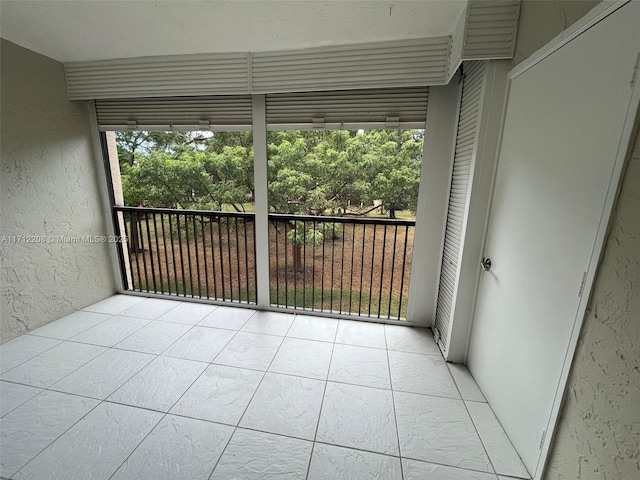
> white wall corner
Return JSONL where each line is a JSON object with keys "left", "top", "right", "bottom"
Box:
{"left": 406, "top": 72, "right": 462, "bottom": 327}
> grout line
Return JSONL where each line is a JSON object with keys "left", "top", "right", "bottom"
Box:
{"left": 384, "top": 326, "right": 405, "bottom": 480}
{"left": 106, "top": 310, "right": 245, "bottom": 480}
{"left": 304, "top": 321, "right": 339, "bottom": 480}
{"left": 8, "top": 394, "right": 106, "bottom": 478}
{"left": 24, "top": 311, "right": 116, "bottom": 342}
{"left": 0, "top": 339, "right": 65, "bottom": 375}
{"left": 206, "top": 313, "right": 296, "bottom": 480}
{"left": 450, "top": 363, "right": 499, "bottom": 477}
{"left": 2, "top": 304, "right": 239, "bottom": 479}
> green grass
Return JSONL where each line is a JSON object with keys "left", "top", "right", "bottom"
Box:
{"left": 130, "top": 278, "right": 406, "bottom": 319}
{"left": 269, "top": 285, "right": 407, "bottom": 319}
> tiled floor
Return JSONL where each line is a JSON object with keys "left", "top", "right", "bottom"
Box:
{"left": 0, "top": 295, "right": 530, "bottom": 480}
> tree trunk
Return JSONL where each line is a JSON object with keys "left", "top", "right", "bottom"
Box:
{"left": 293, "top": 243, "right": 303, "bottom": 272}
{"left": 129, "top": 215, "right": 143, "bottom": 252}
{"left": 389, "top": 207, "right": 397, "bottom": 219}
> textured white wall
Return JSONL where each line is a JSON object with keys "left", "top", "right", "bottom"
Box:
{"left": 0, "top": 39, "right": 115, "bottom": 341}
{"left": 511, "top": 2, "right": 640, "bottom": 479}
{"left": 543, "top": 127, "right": 640, "bottom": 480}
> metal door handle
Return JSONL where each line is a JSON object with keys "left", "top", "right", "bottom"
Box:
{"left": 481, "top": 257, "right": 492, "bottom": 271}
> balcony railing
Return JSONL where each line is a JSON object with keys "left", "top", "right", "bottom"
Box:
{"left": 113, "top": 207, "right": 414, "bottom": 319}
{"left": 114, "top": 206, "right": 257, "bottom": 304}
{"left": 269, "top": 214, "right": 414, "bottom": 320}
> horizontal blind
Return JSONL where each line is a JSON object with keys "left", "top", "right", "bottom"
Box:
{"left": 434, "top": 61, "right": 485, "bottom": 351}
{"left": 265, "top": 87, "right": 428, "bottom": 129}
{"left": 95, "top": 95, "right": 253, "bottom": 131}
{"left": 252, "top": 38, "right": 449, "bottom": 94}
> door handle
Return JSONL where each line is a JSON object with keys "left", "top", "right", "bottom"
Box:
{"left": 481, "top": 257, "right": 492, "bottom": 271}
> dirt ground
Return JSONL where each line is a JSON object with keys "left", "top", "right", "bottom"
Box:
{"left": 125, "top": 215, "right": 414, "bottom": 318}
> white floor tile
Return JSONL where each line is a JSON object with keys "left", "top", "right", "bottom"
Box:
{"left": 213, "top": 332, "right": 283, "bottom": 371}
{"left": 0, "top": 335, "right": 61, "bottom": 374}
{"left": 28, "top": 311, "right": 112, "bottom": 340}
{"left": 110, "top": 415, "right": 234, "bottom": 480}
{"left": 394, "top": 391, "right": 492, "bottom": 472}
{"left": 0, "top": 391, "right": 98, "bottom": 478}
{"left": 329, "top": 344, "right": 391, "bottom": 389}
{"left": 13, "top": 402, "right": 162, "bottom": 480}
{"left": 466, "top": 401, "right": 530, "bottom": 478}
{"left": 198, "top": 306, "right": 255, "bottom": 330}
{"left": 0, "top": 381, "right": 42, "bottom": 417}
{"left": 120, "top": 297, "right": 182, "bottom": 320}
{"left": 240, "top": 372, "right": 325, "bottom": 440}
{"left": 108, "top": 356, "right": 208, "bottom": 412}
{"left": 388, "top": 350, "right": 460, "bottom": 399}
{"left": 115, "top": 321, "right": 192, "bottom": 354}
{"left": 171, "top": 364, "right": 263, "bottom": 425}
{"left": 1, "top": 342, "right": 106, "bottom": 388}
{"left": 210, "top": 428, "right": 312, "bottom": 480}
{"left": 286, "top": 315, "right": 338, "bottom": 342}
{"left": 70, "top": 315, "right": 150, "bottom": 347}
{"left": 402, "top": 459, "right": 499, "bottom": 480}
{"left": 158, "top": 302, "right": 218, "bottom": 325}
{"left": 269, "top": 338, "right": 333, "bottom": 380}
{"left": 308, "top": 443, "right": 402, "bottom": 480}
{"left": 336, "top": 320, "right": 386, "bottom": 349}
{"left": 448, "top": 364, "right": 487, "bottom": 402}
{"left": 50, "top": 349, "right": 154, "bottom": 399}
{"left": 384, "top": 325, "right": 440, "bottom": 355}
{"left": 162, "top": 326, "right": 235, "bottom": 362}
{"left": 317, "top": 382, "right": 398, "bottom": 455}
{"left": 240, "top": 311, "right": 295, "bottom": 336}
{"left": 81, "top": 295, "right": 146, "bottom": 315}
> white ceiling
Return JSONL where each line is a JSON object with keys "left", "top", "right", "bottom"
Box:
{"left": 0, "top": 0, "right": 466, "bottom": 63}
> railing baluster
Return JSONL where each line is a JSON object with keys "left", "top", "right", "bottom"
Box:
{"left": 377, "top": 225, "right": 388, "bottom": 318}
{"left": 330, "top": 222, "right": 335, "bottom": 312}
{"left": 291, "top": 221, "right": 296, "bottom": 309}
{"left": 122, "top": 213, "right": 137, "bottom": 291}
{"left": 209, "top": 215, "right": 218, "bottom": 300}
{"left": 274, "top": 221, "right": 280, "bottom": 306}
{"left": 243, "top": 218, "right": 250, "bottom": 304}
{"left": 168, "top": 213, "right": 179, "bottom": 296}
{"left": 144, "top": 212, "right": 156, "bottom": 293}
{"left": 302, "top": 221, "right": 307, "bottom": 310}
{"left": 321, "top": 221, "right": 326, "bottom": 312}
{"left": 252, "top": 220, "right": 258, "bottom": 304}
{"left": 193, "top": 215, "right": 202, "bottom": 298}
{"left": 398, "top": 224, "right": 410, "bottom": 320}
{"left": 152, "top": 213, "right": 163, "bottom": 293}
{"left": 312, "top": 220, "right": 316, "bottom": 311}
{"left": 175, "top": 214, "right": 187, "bottom": 297}
{"left": 348, "top": 222, "right": 356, "bottom": 315}
{"left": 368, "top": 224, "right": 376, "bottom": 316}
{"left": 235, "top": 217, "right": 241, "bottom": 303}
{"left": 184, "top": 214, "right": 195, "bottom": 297}
{"left": 201, "top": 214, "right": 210, "bottom": 299}
{"left": 284, "top": 221, "right": 289, "bottom": 308}
{"left": 217, "top": 216, "right": 226, "bottom": 301}
{"left": 137, "top": 212, "right": 149, "bottom": 293}
{"left": 339, "top": 221, "right": 346, "bottom": 314}
{"left": 226, "top": 216, "right": 233, "bottom": 302}
{"left": 388, "top": 225, "right": 398, "bottom": 318}
{"left": 160, "top": 213, "right": 171, "bottom": 295}
{"left": 358, "top": 224, "right": 366, "bottom": 317}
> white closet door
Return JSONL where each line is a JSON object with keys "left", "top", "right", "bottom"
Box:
{"left": 468, "top": 2, "right": 640, "bottom": 475}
